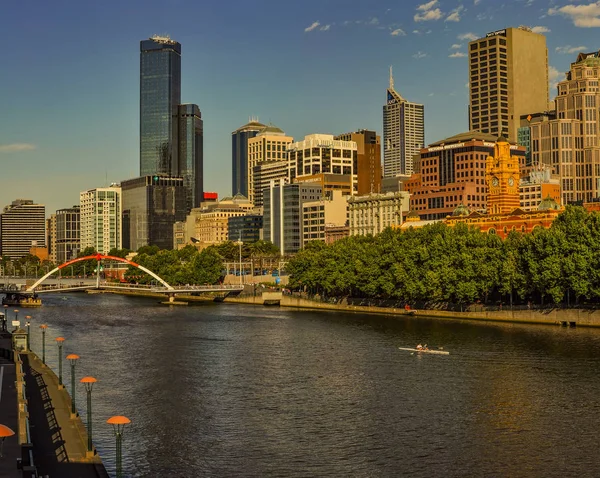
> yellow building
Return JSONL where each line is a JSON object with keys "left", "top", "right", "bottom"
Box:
{"left": 302, "top": 191, "right": 348, "bottom": 244}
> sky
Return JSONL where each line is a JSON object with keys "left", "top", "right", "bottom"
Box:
{"left": 1, "top": 0, "right": 600, "bottom": 215}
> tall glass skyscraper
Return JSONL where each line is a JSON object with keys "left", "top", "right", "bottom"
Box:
{"left": 178, "top": 104, "right": 204, "bottom": 210}
{"left": 140, "top": 35, "right": 181, "bottom": 177}
{"left": 231, "top": 120, "right": 265, "bottom": 196}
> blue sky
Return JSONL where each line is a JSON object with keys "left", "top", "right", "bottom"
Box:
{"left": 1, "top": 0, "right": 600, "bottom": 215}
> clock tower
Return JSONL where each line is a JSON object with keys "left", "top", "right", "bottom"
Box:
{"left": 485, "top": 136, "right": 521, "bottom": 215}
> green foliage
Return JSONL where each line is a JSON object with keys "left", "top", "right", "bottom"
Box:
{"left": 286, "top": 207, "right": 600, "bottom": 306}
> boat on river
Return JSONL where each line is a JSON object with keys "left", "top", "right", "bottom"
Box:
{"left": 398, "top": 347, "right": 450, "bottom": 355}
{"left": 2, "top": 293, "right": 42, "bottom": 307}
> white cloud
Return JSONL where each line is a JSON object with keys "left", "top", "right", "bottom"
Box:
{"left": 446, "top": 6, "right": 464, "bottom": 22}
{"left": 458, "top": 32, "right": 478, "bottom": 41}
{"left": 548, "top": 65, "right": 563, "bottom": 92}
{"left": 555, "top": 45, "right": 588, "bottom": 54}
{"left": 413, "top": 51, "right": 428, "bottom": 59}
{"left": 391, "top": 28, "right": 406, "bottom": 36}
{"left": 0, "top": 143, "right": 36, "bottom": 153}
{"left": 531, "top": 26, "right": 550, "bottom": 33}
{"left": 417, "top": 0, "right": 438, "bottom": 11}
{"left": 320, "top": 24, "right": 331, "bottom": 31}
{"left": 474, "top": 0, "right": 481, "bottom": 5}
{"left": 304, "top": 21, "right": 320, "bottom": 32}
{"left": 451, "top": 43, "right": 462, "bottom": 49}
{"left": 367, "top": 17, "right": 379, "bottom": 25}
{"left": 428, "top": 92, "right": 434, "bottom": 96}
{"left": 415, "top": 8, "right": 443, "bottom": 21}
{"left": 548, "top": 2, "right": 600, "bottom": 28}
{"left": 449, "top": 51, "right": 467, "bottom": 58}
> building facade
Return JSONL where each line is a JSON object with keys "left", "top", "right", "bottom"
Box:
{"left": 348, "top": 191, "right": 410, "bottom": 236}
{"left": 232, "top": 119, "right": 265, "bottom": 196}
{"left": 383, "top": 68, "right": 425, "bottom": 177}
{"left": 519, "top": 168, "right": 561, "bottom": 211}
{"left": 263, "top": 180, "right": 323, "bottom": 254}
{"left": 468, "top": 27, "right": 549, "bottom": 142}
{"left": 80, "top": 186, "right": 122, "bottom": 254}
{"left": 0, "top": 200, "right": 46, "bottom": 259}
{"left": 55, "top": 206, "right": 80, "bottom": 264}
{"left": 526, "top": 51, "right": 600, "bottom": 204}
{"left": 228, "top": 215, "right": 263, "bottom": 243}
{"left": 140, "top": 35, "right": 182, "bottom": 177}
{"left": 178, "top": 104, "right": 204, "bottom": 211}
{"left": 302, "top": 191, "right": 348, "bottom": 244}
{"left": 335, "top": 130, "right": 382, "bottom": 195}
{"left": 253, "top": 161, "right": 289, "bottom": 208}
{"left": 121, "top": 176, "right": 186, "bottom": 251}
{"left": 404, "top": 132, "right": 526, "bottom": 220}
{"left": 47, "top": 214, "right": 57, "bottom": 264}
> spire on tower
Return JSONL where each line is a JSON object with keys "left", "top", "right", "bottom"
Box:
{"left": 389, "top": 65, "right": 394, "bottom": 90}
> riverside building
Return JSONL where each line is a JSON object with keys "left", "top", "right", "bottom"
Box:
{"left": 468, "top": 27, "right": 549, "bottom": 142}
{"left": 335, "top": 130, "right": 382, "bottom": 195}
{"left": 79, "top": 186, "right": 122, "bottom": 254}
{"left": 302, "top": 191, "right": 348, "bottom": 245}
{"left": 348, "top": 191, "right": 410, "bottom": 236}
{"left": 232, "top": 119, "right": 265, "bottom": 197}
{"left": 253, "top": 161, "right": 289, "bottom": 208}
{"left": 55, "top": 206, "right": 80, "bottom": 264}
{"left": 383, "top": 67, "right": 424, "bottom": 177}
{"left": 0, "top": 200, "right": 46, "bottom": 259}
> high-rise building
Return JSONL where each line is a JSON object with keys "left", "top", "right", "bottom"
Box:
{"left": 253, "top": 161, "right": 289, "bottom": 208}
{"left": 228, "top": 215, "right": 263, "bottom": 243}
{"left": 263, "top": 180, "right": 322, "bottom": 255}
{"left": 383, "top": 67, "right": 425, "bottom": 177}
{"left": 302, "top": 191, "right": 347, "bottom": 245}
{"left": 121, "top": 176, "right": 186, "bottom": 251}
{"left": 247, "top": 125, "right": 293, "bottom": 205}
{"left": 80, "top": 186, "right": 122, "bottom": 254}
{"left": 348, "top": 191, "right": 410, "bottom": 236}
{"left": 468, "top": 27, "right": 549, "bottom": 143}
{"left": 140, "top": 35, "right": 182, "bottom": 177}
{"left": 335, "top": 130, "right": 382, "bottom": 195}
{"left": 232, "top": 120, "right": 265, "bottom": 197}
{"left": 47, "top": 214, "right": 57, "bottom": 264}
{"left": 55, "top": 206, "right": 80, "bottom": 264}
{"left": 0, "top": 200, "right": 46, "bottom": 259}
{"left": 178, "top": 104, "right": 204, "bottom": 210}
{"left": 288, "top": 134, "right": 358, "bottom": 195}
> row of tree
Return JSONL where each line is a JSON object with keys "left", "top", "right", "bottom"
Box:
{"left": 285, "top": 206, "right": 600, "bottom": 306}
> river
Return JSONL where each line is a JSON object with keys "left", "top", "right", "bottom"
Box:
{"left": 23, "top": 293, "right": 600, "bottom": 477}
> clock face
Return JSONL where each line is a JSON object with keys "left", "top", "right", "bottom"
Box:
{"left": 492, "top": 177, "right": 499, "bottom": 187}
{"left": 508, "top": 177, "right": 515, "bottom": 187}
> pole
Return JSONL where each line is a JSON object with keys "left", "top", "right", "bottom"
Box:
{"left": 87, "top": 388, "right": 92, "bottom": 451}
{"left": 238, "top": 236, "right": 243, "bottom": 286}
{"left": 59, "top": 345, "right": 63, "bottom": 384}
{"left": 116, "top": 431, "right": 123, "bottom": 478}
{"left": 71, "top": 362, "right": 76, "bottom": 414}
{"left": 42, "top": 327, "right": 46, "bottom": 363}
{"left": 26, "top": 321, "right": 30, "bottom": 351}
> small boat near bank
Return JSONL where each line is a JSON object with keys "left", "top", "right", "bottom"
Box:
{"left": 2, "top": 293, "right": 42, "bottom": 307}
{"left": 398, "top": 347, "right": 450, "bottom": 355}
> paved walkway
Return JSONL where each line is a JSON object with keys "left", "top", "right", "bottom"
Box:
{"left": 22, "top": 353, "right": 109, "bottom": 477}
{"left": 0, "top": 333, "right": 20, "bottom": 478}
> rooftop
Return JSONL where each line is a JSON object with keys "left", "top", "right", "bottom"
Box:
{"left": 428, "top": 131, "right": 502, "bottom": 147}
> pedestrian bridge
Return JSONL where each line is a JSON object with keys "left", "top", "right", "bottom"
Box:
{"left": 0, "top": 254, "right": 243, "bottom": 301}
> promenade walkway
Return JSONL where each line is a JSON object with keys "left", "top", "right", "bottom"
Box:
{"left": 0, "top": 333, "right": 20, "bottom": 478}
{"left": 21, "top": 353, "right": 109, "bottom": 477}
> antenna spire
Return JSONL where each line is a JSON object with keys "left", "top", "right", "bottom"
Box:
{"left": 389, "top": 65, "right": 394, "bottom": 89}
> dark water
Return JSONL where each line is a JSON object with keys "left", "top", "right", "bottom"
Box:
{"left": 23, "top": 293, "right": 600, "bottom": 477}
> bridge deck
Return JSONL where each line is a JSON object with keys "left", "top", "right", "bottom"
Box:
{"left": 0, "top": 283, "right": 244, "bottom": 295}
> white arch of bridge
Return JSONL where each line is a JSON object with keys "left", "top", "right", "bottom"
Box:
{"left": 26, "top": 254, "right": 174, "bottom": 292}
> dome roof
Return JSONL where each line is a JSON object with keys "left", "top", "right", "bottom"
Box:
{"left": 406, "top": 210, "right": 421, "bottom": 221}
{"left": 452, "top": 203, "right": 470, "bottom": 216}
{"left": 233, "top": 120, "right": 266, "bottom": 134}
{"left": 538, "top": 195, "right": 560, "bottom": 211}
{"left": 497, "top": 134, "right": 508, "bottom": 143}
{"left": 258, "top": 124, "right": 285, "bottom": 136}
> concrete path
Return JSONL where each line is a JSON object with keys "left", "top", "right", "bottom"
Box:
{"left": 0, "top": 333, "right": 20, "bottom": 478}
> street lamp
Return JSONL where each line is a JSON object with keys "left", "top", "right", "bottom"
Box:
{"left": 25, "top": 315, "right": 31, "bottom": 351}
{"left": 0, "top": 424, "right": 15, "bottom": 458}
{"left": 39, "top": 324, "right": 48, "bottom": 364}
{"left": 236, "top": 238, "right": 243, "bottom": 286}
{"left": 14, "top": 309, "right": 19, "bottom": 322}
{"left": 66, "top": 354, "right": 80, "bottom": 416}
{"left": 80, "top": 376, "right": 97, "bottom": 453}
{"left": 107, "top": 416, "right": 131, "bottom": 478}
{"left": 1, "top": 305, "right": 6, "bottom": 331}
{"left": 56, "top": 337, "right": 65, "bottom": 387}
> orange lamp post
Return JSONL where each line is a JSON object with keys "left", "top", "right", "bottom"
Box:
{"left": 39, "top": 324, "right": 48, "bottom": 364}
{"left": 0, "top": 424, "right": 15, "bottom": 458}
{"left": 66, "top": 354, "right": 80, "bottom": 415}
{"left": 25, "top": 315, "right": 32, "bottom": 350}
{"left": 1, "top": 304, "right": 7, "bottom": 331}
{"left": 80, "top": 376, "right": 97, "bottom": 452}
{"left": 13, "top": 309, "right": 19, "bottom": 323}
{"left": 107, "top": 416, "right": 131, "bottom": 478}
{"left": 55, "top": 337, "right": 65, "bottom": 386}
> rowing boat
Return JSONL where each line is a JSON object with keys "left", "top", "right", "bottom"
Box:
{"left": 398, "top": 347, "right": 450, "bottom": 355}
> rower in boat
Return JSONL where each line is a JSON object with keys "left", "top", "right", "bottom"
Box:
{"left": 416, "top": 344, "right": 423, "bottom": 350}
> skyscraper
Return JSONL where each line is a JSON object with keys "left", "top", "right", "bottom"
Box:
{"left": 0, "top": 200, "right": 46, "bottom": 259}
{"left": 468, "top": 27, "right": 549, "bottom": 142}
{"left": 232, "top": 119, "right": 265, "bottom": 197}
{"left": 140, "top": 35, "right": 182, "bottom": 177}
{"left": 178, "top": 104, "right": 204, "bottom": 210}
{"left": 55, "top": 206, "right": 80, "bottom": 264}
{"left": 80, "top": 186, "right": 122, "bottom": 254}
{"left": 335, "top": 130, "right": 382, "bottom": 195}
{"left": 383, "top": 67, "right": 424, "bottom": 178}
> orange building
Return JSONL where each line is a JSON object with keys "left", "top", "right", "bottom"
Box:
{"left": 445, "top": 137, "right": 562, "bottom": 238}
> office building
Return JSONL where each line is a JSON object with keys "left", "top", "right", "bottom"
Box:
{"left": 348, "top": 191, "right": 409, "bottom": 236}
{"left": 383, "top": 67, "right": 425, "bottom": 177}
{"left": 178, "top": 104, "right": 204, "bottom": 211}
{"left": 55, "top": 206, "right": 80, "bottom": 264}
{"left": 140, "top": 35, "right": 182, "bottom": 177}
{"left": 193, "top": 194, "right": 254, "bottom": 246}
{"left": 288, "top": 134, "right": 358, "bottom": 195}
{"left": 302, "top": 191, "right": 347, "bottom": 245}
{"left": 404, "top": 131, "right": 526, "bottom": 220}
{"left": 228, "top": 215, "right": 263, "bottom": 243}
{"left": 336, "top": 130, "right": 382, "bottom": 195}
{"left": 247, "top": 125, "right": 293, "bottom": 205}
{"left": 0, "top": 200, "right": 46, "bottom": 259}
{"left": 468, "top": 27, "right": 549, "bottom": 142}
{"left": 80, "top": 186, "right": 122, "bottom": 254}
{"left": 526, "top": 51, "right": 600, "bottom": 204}
{"left": 253, "top": 161, "right": 289, "bottom": 208}
{"left": 47, "top": 214, "right": 57, "bottom": 264}
{"left": 263, "top": 180, "right": 323, "bottom": 254}
{"left": 121, "top": 176, "right": 186, "bottom": 251}
{"left": 232, "top": 119, "right": 265, "bottom": 196}
{"left": 519, "top": 168, "right": 561, "bottom": 211}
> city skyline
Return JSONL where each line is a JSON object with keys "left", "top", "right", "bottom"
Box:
{"left": 2, "top": 0, "right": 600, "bottom": 215}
